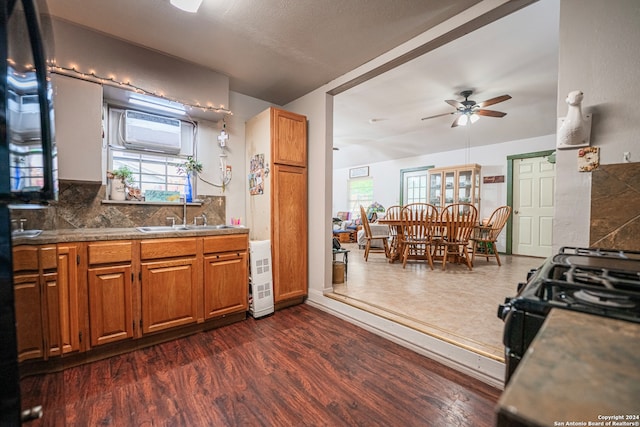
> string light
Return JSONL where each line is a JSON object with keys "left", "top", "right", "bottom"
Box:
{"left": 48, "top": 61, "right": 233, "bottom": 116}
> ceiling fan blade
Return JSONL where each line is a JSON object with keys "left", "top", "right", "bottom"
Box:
{"left": 445, "top": 99, "right": 464, "bottom": 109}
{"left": 421, "top": 111, "right": 455, "bottom": 121}
{"left": 475, "top": 109, "right": 507, "bottom": 117}
{"left": 451, "top": 115, "right": 465, "bottom": 128}
{"left": 477, "top": 94, "right": 511, "bottom": 108}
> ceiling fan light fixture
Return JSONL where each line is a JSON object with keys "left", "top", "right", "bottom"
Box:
{"left": 423, "top": 90, "right": 510, "bottom": 127}
{"left": 170, "top": 0, "right": 203, "bottom": 13}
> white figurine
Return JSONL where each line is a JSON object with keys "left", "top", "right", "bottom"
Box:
{"left": 557, "top": 90, "right": 588, "bottom": 147}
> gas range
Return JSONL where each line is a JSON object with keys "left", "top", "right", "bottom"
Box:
{"left": 497, "top": 247, "right": 640, "bottom": 384}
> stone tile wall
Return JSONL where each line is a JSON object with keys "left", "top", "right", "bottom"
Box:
{"left": 10, "top": 180, "right": 226, "bottom": 230}
{"left": 590, "top": 163, "right": 640, "bottom": 251}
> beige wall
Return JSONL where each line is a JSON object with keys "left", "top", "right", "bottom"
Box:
{"left": 50, "top": 19, "right": 228, "bottom": 112}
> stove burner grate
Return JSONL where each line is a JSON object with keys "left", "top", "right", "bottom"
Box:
{"left": 572, "top": 289, "right": 636, "bottom": 308}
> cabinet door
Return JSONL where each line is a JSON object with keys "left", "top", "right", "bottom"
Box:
{"left": 14, "top": 273, "right": 44, "bottom": 362}
{"left": 203, "top": 251, "right": 248, "bottom": 319}
{"left": 13, "top": 246, "right": 43, "bottom": 362}
{"left": 56, "top": 244, "right": 81, "bottom": 355}
{"left": 52, "top": 74, "right": 103, "bottom": 181}
{"left": 272, "top": 164, "right": 308, "bottom": 303}
{"left": 428, "top": 171, "right": 443, "bottom": 207}
{"left": 271, "top": 107, "right": 307, "bottom": 167}
{"left": 457, "top": 169, "right": 473, "bottom": 204}
{"left": 140, "top": 258, "right": 198, "bottom": 334}
{"left": 44, "top": 271, "right": 61, "bottom": 357}
{"left": 88, "top": 264, "right": 134, "bottom": 347}
{"left": 444, "top": 171, "right": 455, "bottom": 205}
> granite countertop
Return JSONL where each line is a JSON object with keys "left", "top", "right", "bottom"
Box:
{"left": 496, "top": 309, "right": 640, "bottom": 427}
{"left": 11, "top": 226, "right": 249, "bottom": 244}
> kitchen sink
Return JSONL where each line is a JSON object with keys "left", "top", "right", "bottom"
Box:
{"left": 12, "top": 229, "right": 43, "bottom": 238}
{"left": 187, "top": 224, "right": 237, "bottom": 230}
{"left": 136, "top": 225, "right": 190, "bottom": 233}
{"left": 136, "top": 224, "right": 238, "bottom": 233}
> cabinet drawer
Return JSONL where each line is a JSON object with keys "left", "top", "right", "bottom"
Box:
{"left": 140, "top": 238, "right": 197, "bottom": 260}
{"left": 13, "top": 246, "right": 39, "bottom": 272}
{"left": 40, "top": 246, "right": 57, "bottom": 270}
{"left": 203, "top": 234, "right": 248, "bottom": 254}
{"left": 88, "top": 241, "right": 133, "bottom": 265}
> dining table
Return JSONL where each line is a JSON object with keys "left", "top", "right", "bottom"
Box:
{"left": 376, "top": 218, "right": 446, "bottom": 264}
{"left": 376, "top": 218, "right": 405, "bottom": 262}
{"left": 377, "top": 217, "right": 480, "bottom": 267}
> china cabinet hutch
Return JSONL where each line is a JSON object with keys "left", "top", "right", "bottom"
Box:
{"left": 428, "top": 164, "right": 481, "bottom": 212}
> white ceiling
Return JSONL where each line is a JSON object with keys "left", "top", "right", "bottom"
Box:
{"left": 333, "top": 0, "right": 560, "bottom": 168}
{"left": 44, "top": 0, "right": 559, "bottom": 169}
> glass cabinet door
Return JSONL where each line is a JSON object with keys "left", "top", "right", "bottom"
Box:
{"left": 457, "top": 170, "right": 473, "bottom": 203}
{"left": 444, "top": 172, "right": 455, "bottom": 204}
{"left": 428, "top": 172, "right": 442, "bottom": 206}
{"left": 474, "top": 170, "right": 481, "bottom": 208}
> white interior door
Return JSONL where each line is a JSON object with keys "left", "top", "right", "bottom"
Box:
{"left": 512, "top": 156, "right": 555, "bottom": 257}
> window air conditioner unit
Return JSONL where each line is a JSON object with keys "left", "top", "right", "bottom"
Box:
{"left": 123, "top": 110, "right": 182, "bottom": 154}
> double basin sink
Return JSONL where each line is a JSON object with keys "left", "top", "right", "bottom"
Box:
{"left": 136, "top": 224, "right": 239, "bottom": 233}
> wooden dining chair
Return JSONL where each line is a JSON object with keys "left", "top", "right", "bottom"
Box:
{"left": 359, "top": 205, "right": 390, "bottom": 261}
{"left": 385, "top": 205, "right": 402, "bottom": 258}
{"left": 439, "top": 203, "right": 478, "bottom": 270}
{"left": 400, "top": 203, "right": 439, "bottom": 269}
{"left": 472, "top": 205, "right": 512, "bottom": 266}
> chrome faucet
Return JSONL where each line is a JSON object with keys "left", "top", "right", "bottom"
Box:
{"left": 193, "top": 213, "right": 207, "bottom": 226}
{"left": 19, "top": 218, "right": 27, "bottom": 232}
{"left": 166, "top": 216, "right": 176, "bottom": 227}
{"left": 182, "top": 197, "right": 187, "bottom": 226}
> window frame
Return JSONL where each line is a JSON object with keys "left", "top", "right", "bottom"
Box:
{"left": 347, "top": 176, "right": 374, "bottom": 217}
{"left": 105, "top": 103, "right": 197, "bottom": 201}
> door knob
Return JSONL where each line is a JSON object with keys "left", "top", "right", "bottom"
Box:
{"left": 514, "top": 210, "right": 519, "bottom": 214}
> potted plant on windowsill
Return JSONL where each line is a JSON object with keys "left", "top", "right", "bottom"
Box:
{"left": 107, "top": 166, "right": 134, "bottom": 201}
{"left": 178, "top": 156, "right": 202, "bottom": 202}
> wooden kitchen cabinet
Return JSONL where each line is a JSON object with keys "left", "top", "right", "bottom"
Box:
{"left": 13, "top": 246, "right": 45, "bottom": 362}
{"left": 38, "top": 245, "right": 61, "bottom": 358}
{"left": 140, "top": 238, "right": 199, "bottom": 335}
{"left": 428, "top": 164, "right": 481, "bottom": 212}
{"left": 14, "top": 244, "right": 82, "bottom": 361}
{"left": 51, "top": 244, "right": 82, "bottom": 356}
{"left": 272, "top": 163, "right": 308, "bottom": 304}
{"left": 245, "top": 107, "right": 308, "bottom": 309}
{"left": 87, "top": 241, "right": 134, "bottom": 347}
{"left": 13, "top": 232, "right": 250, "bottom": 374}
{"left": 272, "top": 107, "right": 307, "bottom": 167}
{"left": 203, "top": 235, "right": 248, "bottom": 319}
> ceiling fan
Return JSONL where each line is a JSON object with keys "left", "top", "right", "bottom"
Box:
{"left": 421, "top": 90, "right": 512, "bottom": 128}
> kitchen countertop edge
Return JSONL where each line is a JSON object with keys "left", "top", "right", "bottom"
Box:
{"left": 11, "top": 227, "right": 249, "bottom": 244}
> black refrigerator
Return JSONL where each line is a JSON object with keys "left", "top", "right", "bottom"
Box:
{"left": 1, "top": 0, "right": 56, "bottom": 424}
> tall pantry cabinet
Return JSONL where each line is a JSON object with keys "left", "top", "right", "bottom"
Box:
{"left": 245, "top": 107, "right": 308, "bottom": 309}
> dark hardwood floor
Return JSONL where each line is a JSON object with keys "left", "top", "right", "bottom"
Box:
{"left": 20, "top": 304, "right": 501, "bottom": 426}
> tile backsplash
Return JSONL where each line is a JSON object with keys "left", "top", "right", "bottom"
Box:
{"left": 10, "top": 180, "right": 226, "bottom": 230}
{"left": 590, "top": 163, "right": 640, "bottom": 251}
